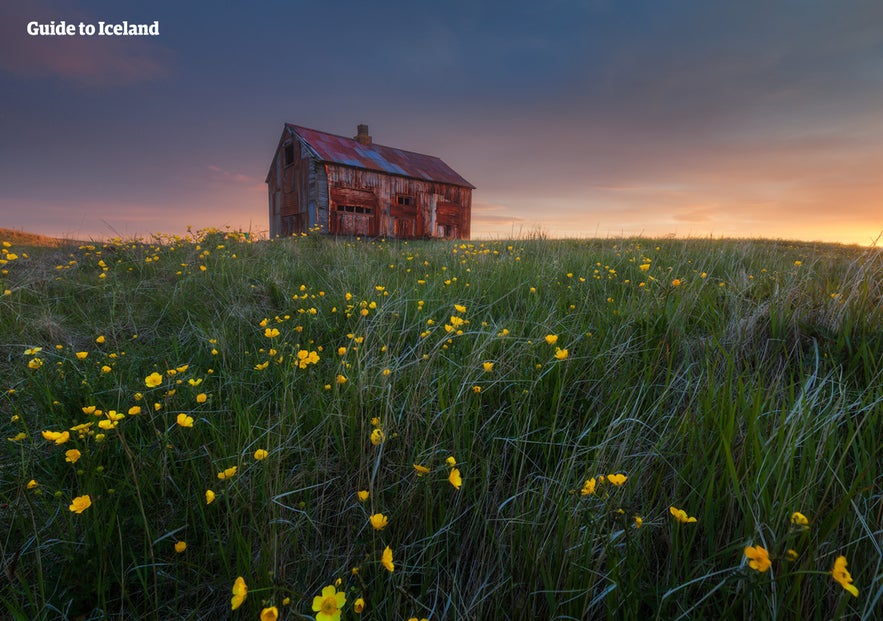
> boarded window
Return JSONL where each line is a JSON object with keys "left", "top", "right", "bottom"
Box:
{"left": 396, "top": 195, "right": 413, "bottom": 206}
{"left": 283, "top": 143, "right": 294, "bottom": 166}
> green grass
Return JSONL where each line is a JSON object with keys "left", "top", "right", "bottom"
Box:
{"left": 1, "top": 231, "right": 881, "bottom": 620}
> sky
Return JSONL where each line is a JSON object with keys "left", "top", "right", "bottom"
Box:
{"left": 1, "top": 0, "right": 882, "bottom": 245}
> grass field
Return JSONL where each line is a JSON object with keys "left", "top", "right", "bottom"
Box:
{"left": 1, "top": 229, "right": 881, "bottom": 620}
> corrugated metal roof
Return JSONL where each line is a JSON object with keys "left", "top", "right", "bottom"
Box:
{"left": 286, "top": 124, "right": 475, "bottom": 189}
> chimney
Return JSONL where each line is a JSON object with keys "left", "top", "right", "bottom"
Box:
{"left": 354, "top": 124, "right": 372, "bottom": 146}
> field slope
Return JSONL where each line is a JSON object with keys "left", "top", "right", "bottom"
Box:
{"left": 1, "top": 231, "right": 881, "bottom": 620}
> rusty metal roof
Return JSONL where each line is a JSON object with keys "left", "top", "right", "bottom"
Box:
{"left": 286, "top": 124, "right": 475, "bottom": 189}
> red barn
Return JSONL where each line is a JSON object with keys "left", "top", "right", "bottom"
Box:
{"left": 266, "top": 124, "right": 474, "bottom": 239}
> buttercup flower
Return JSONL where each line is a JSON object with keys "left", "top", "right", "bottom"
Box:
{"left": 790, "top": 511, "right": 809, "bottom": 527}
{"left": 75, "top": 351, "right": 88, "bottom": 360}
{"left": 254, "top": 448, "right": 268, "bottom": 461}
{"left": 231, "top": 576, "right": 247, "bottom": 610}
{"left": 413, "top": 464, "right": 430, "bottom": 476}
{"left": 669, "top": 506, "right": 697, "bottom": 523}
{"left": 145, "top": 372, "right": 163, "bottom": 388}
{"left": 634, "top": 515, "right": 643, "bottom": 528}
{"left": 483, "top": 361, "right": 494, "bottom": 373}
{"left": 353, "top": 597, "right": 365, "bottom": 613}
{"left": 176, "top": 413, "right": 194, "bottom": 428}
{"left": 370, "top": 428, "right": 385, "bottom": 445}
{"left": 544, "top": 334, "right": 558, "bottom": 345}
{"left": 27, "top": 479, "right": 38, "bottom": 490}
{"left": 744, "top": 545, "right": 771, "bottom": 572}
{"left": 217, "top": 466, "right": 237, "bottom": 480}
{"left": 312, "top": 584, "right": 346, "bottom": 621}
{"left": 69, "top": 494, "right": 92, "bottom": 514}
{"left": 42, "top": 430, "right": 70, "bottom": 445}
{"left": 607, "top": 473, "right": 627, "bottom": 486}
{"left": 381, "top": 546, "right": 395, "bottom": 572}
{"left": 260, "top": 606, "right": 278, "bottom": 621}
{"left": 831, "top": 555, "right": 859, "bottom": 597}
{"left": 554, "top": 347, "right": 569, "bottom": 360}
{"left": 205, "top": 489, "right": 216, "bottom": 504}
{"left": 580, "top": 477, "right": 597, "bottom": 496}
{"left": 195, "top": 393, "right": 207, "bottom": 403}
{"left": 446, "top": 456, "right": 457, "bottom": 466}
{"left": 264, "top": 327, "right": 280, "bottom": 338}
{"left": 369, "top": 513, "right": 388, "bottom": 530}
{"left": 65, "top": 449, "right": 81, "bottom": 463}
{"left": 174, "top": 541, "right": 187, "bottom": 553}
{"left": 448, "top": 468, "right": 462, "bottom": 489}
{"left": 357, "top": 490, "right": 369, "bottom": 501}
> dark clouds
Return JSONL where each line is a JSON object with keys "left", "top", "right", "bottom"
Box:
{"left": 0, "top": 0, "right": 881, "bottom": 244}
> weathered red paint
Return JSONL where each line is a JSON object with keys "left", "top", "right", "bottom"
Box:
{"left": 266, "top": 124, "right": 474, "bottom": 239}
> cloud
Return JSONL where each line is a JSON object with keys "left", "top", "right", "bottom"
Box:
{"left": 0, "top": 1, "right": 170, "bottom": 85}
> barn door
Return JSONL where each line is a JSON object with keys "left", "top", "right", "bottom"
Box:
{"left": 390, "top": 201, "right": 419, "bottom": 239}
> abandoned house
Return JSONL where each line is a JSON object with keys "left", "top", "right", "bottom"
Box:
{"left": 266, "top": 123, "right": 474, "bottom": 239}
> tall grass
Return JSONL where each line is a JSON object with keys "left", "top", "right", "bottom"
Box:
{"left": 1, "top": 231, "right": 880, "bottom": 620}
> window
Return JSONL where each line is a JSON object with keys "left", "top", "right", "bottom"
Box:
{"left": 283, "top": 143, "right": 294, "bottom": 166}
{"left": 337, "top": 205, "right": 373, "bottom": 215}
{"left": 396, "top": 195, "right": 413, "bottom": 206}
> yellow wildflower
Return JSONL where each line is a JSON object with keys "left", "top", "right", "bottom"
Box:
{"left": 260, "top": 606, "right": 278, "bottom": 621}
{"left": 669, "top": 506, "right": 697, "bottom": 523}
{"left": 370, "top": 428, "right": 385, "bottom": 445}
{"left": 176, "top": 413, "right": 194, "bottom": 428}
{"left": 27, "top": 479, "right": 38, "bottom": 489}
{"left": 195, "top": 393, "right": 207, "bottom": 403}
{"left": 144, "top": 372, "right": 163, "bottom": 388}
{"left": 65, "top": 449, "right": 81, "bottom": 463}
{"left": 790, "top": 511, "right": 809, "bottom": 527}
{"left": 544, "top": 334, "right": 558, "bottom": 345}
{"left": 264, "top": 327, "right": 280, "bottom": 338}
{"left": 413, "top": 464, "right": 430, "bottom": 476}
{"left": 312, "top": 584, "right": 346, "bottom": 621}
{"left": 831, "top": 555, "right": 859, "bottom": 597}
{"left": 174, "top": 541, "right": 187, "bottom": 553}
{"left": 581, "top": 477, "right": 597, "bottom": 496}
{"left": 69, "top": 494, "right": 92, "bottom": 513}
{"left": 42, "top": 430, "right": 70, "bottom": 445}
{"left": 607, "top": 473, "right": 627, "bottom": 486}
{"left": 369, "top": 513, "right": 389, "bottom": 530}
{"left": 483, "top": 361, "right": 494, "bottom": 373}
{"left": 554, "top": 347, "right": 569, "bottom": 360}
{"left": 448, "top": 468, "right": 462, "bottom": 489}
{"left": 357, "top": 490, "right": 369, "bottom": 501}
{"left": 231, "top": 576, "right": 247, "bottom": 610}
{"left": 75, "top": 351, "right": 88, "bottom": 360}
{"left": 744, "top": 545, "right": 771, "bottom": 572}
{"left": 217, "top": 466, "right": 237, "bottom": 480}
{"left": 354, "top": 597, "right": 365, "bottom": 613}
{"left": 253, "top": 448, "right": 268, "bottom": 461}
{"left": 205, "top": 490, "right": 216, "bottom": 504}
{"left": 446, "top": 456, "right": 457, "bottom": 466}
{"left": 381, "top": 546, "right": 395, "bottom": 572}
